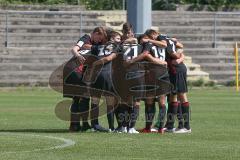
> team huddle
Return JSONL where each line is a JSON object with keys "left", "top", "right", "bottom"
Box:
{"left": 63, "top": 22, "right": 191, "bottom": 134}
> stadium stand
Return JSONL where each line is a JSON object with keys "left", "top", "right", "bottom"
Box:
{"left": 0, "top": 7, "right": 239, "bottom": 86}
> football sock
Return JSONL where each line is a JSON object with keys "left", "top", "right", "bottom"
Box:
{"left": 167, "top": 102, "right": 178, "bottom": 129}
{"left": 158, "top": 104, "right": 166, "bottom": 129}
{"left": 145, "top": 103, "right": 156, "bottom": 130}
{"left": 129, "top": 105, "right": 139, "bottom": 128}
{"left": 177, "top": 102, "right": 184, "bottom": 129}
{"left": 90, "top": 103, "right": 99, "bottom": 127}
{"left": 79, "top": 97, "right": 90, "bottom": 124}
{"left": 70, "top": 97, "right": 80, "bottom": 126}
{"left": 107, "top": 105, "right": 115, "bottom": 130}
{"left": 182, "top": 102, "right": 190, "bottom": 130}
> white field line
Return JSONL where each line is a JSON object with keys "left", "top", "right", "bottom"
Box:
{"left": 0, "top": 132, "right": 75, "bottom": 154}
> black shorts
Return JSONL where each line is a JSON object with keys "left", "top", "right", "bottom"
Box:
{"left": 92, "top": 69, "right": 114, "bottom": 93}
{"left": 63, "top": 71, "right": 88, "bottom": 98}
{"left": 169, "top": 70, "right": 188, "bottom": 94}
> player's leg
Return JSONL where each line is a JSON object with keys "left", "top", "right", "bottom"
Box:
{"left": 69, "top": 96, "right": 81, "bottom": 132}
{"left": 141, "top": 98, "right": 155, "bottom": 133}
{"left": 157, "top": 95, "right": 167, "bottom": 134}
{"left": 115, "top": 103, "right": 128, "bottom": 133}
{"left": 79, "top": 97, "right": 91, "bottom": 131}
{"left": 128, "top": 100, "right": 140, "bottom": 134}
{"left": 178, "top": 92, "right": 191, "bottom": 133}
{"left": 166, "top": 94, "right": 178, "bottom": 132}
{"left": 106, "top": 96, "right": 117, "bottom": 132}
{"left": 90, "top": 96, "right": 108, "bottom": 132}
{"left": 174, "top": 67, "right": 191, "bottom": 133}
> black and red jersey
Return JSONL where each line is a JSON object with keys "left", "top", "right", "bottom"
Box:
{"left": 142, "top": 42, "right": 166, "bottom": 61}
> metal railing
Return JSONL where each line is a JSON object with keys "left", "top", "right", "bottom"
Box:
{"left": 3, "top": 10, "right": 240, "bottom": 48}
{"left": 213, "top": 12, "right": 240, "bottom": 48}
{"left": 3, "top": 10, "right": 113, "bottom": 48}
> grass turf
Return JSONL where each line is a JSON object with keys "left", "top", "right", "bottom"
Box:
{"left": 0, "top": 87, "right": 240, "bottom": 160}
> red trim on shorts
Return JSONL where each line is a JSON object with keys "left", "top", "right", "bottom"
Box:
{"left": 182, "top": 102, "right": 189, "bottom": 107}
{"left": 171, "top": 102, "right": 178, "bottom": 107}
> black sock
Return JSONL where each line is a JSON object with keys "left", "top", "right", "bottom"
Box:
{"left": 165, "top": 103, "right": 171, "bottom": 128}
{"left": 70, "top": 97, "right": 80, "bottom": 126}
{"left": 182, "top": 102, "right": 190, "bottom": 130}
{"left": 107, "top": 105, "right": 115, "bottom": 130}
{"left": 79, "top": 98, "right": 90, "bottom": 126}
{"left": 145, "top": 102, "right": 156, "bottom": 130}
{"left": 114, "top": 105, "right": 121, "bottom": 128}
{"left": 167, "top": 102, "right": 178, "bottom": 129}
{"left": 90, "top": 103, "right": 99, "bottom": 127}
{"left": 129, "top": 105, "right": 139, "bottom": 128}
{"left": 122, "top": 104, "right": 130, "bottom": 128}
{"left": 158, "top": 104, "right": 166, "bottom": 129}
{"left": 177, "top": 102, "right": 184, "bottom": 129}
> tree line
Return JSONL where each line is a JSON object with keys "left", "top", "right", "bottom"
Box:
{"left": 1, "top": 0, "right": 240, "bottom": 11}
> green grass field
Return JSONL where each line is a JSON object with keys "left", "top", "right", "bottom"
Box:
{"left": 0, "top": 87, "right": 240, "bottom": 160}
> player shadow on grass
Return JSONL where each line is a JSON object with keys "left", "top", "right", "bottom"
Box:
{"left": 0, "top": 129, "right": 70, "bottom": 133}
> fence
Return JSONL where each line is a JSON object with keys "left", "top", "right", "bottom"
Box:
{"left": 213, "top": 12, "right": 240, "bottom": 48}
{"left": 2, "top": 10, "right": 110, "bottom": 48}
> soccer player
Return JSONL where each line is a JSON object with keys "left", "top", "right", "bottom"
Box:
{"left": 145, "top": 29, "right": 191, "bottom": 133}
{"left": 86, "top": 30, "right": 121, "bottom": 132}
{"left": 114, "top": 22, "right": 141, "bottom": 134}
{"left": 137, "top": 32, "right": 168, "bottom": 134}
{"left": 67, "top": 27, "right": 108, "bottom": 132}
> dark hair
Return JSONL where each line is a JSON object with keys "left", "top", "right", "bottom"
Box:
{"left": 137, "top": 34, "right": 149, "bottom": 44}
{"left": 109, "top": 31, "right": 121, "bottom": 40}
{"left": 92, "top": 26, "right": 108, "bottom": 43}
{"left": 144, "top": 29, "right": 159, "bottom": 39}
{"left": 122, "top": 22, "right": 133, "bottom": 34}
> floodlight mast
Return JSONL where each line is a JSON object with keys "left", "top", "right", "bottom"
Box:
{"left": 126, "top": 0, "right": 152, "bottom": 35}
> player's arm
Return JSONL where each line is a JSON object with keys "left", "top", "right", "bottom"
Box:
{"left": 71, "top": 45, "right": 86, "bottom": 64}
{"left": 171, "top": 37, "right": 183, "bottom": 48}
{"left": 148, "top": 39, "right": 167, "bottom": 48}
{"left": 142, "top": 38, "right": 167, "bottom": 48}
{"left": 144, "top": 54, "right": 167, "bottom": 66}
{"left": 123, "top": 37, "right": 138, "bottom": 44}
{"left": 82, "top": 44, "right": 92, "bottom": 50}
{"left": 172, "top": 52, "right": 185, "bottom": 65}
{"left": 128, "top": 51, "right": 149, "bottom": 64}
{"left": 93, "top": 53, "right": 117, "bottom": 66}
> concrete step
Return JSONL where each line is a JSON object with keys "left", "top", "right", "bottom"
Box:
{"left": 1, "top": 35, "right": 80, "bottom": 41}
{"left": 159, "top": 26, "right": 240, "bottom": 34}
{"left": 153, "top": 18, "right": 240, "bottom": 27}
{"left": 186, "top": 63, "right": 201, "bottom": 71}
{"left": 0, "top": 63, "right": 60, "bottom": 71}
{"left": 184, "top": 48, "right": 235, "bottom": 56}
{"left": 0, "top": 70, "right": 51, "bottom": 79}
{"left": 1, "top": 33, "right": 239, "bottom": 42}
{"left": 0, "top": 47, "right": 69, "bottom": 55}
{"left": 152, "top": 11, "right": 240, "bottom": 18}
{"left": 0, "top": 54, "right": 71, "bottom": 63}
{"left": 169, "top": 33, "right": 240, "bottom": 42}
{"left": 200, "top": 63, "right": 238, "bottom": 71}
{"left": 0, "top": 24, "right": 98, "bottom": 30}
{"left": 208, "top": 70, "right": 236, "bottom": 80}
{"left": 0, "top": 17, "right": 105, "bottom": 26}
{"left": 0, "top": 79, "right": 48, "bottom": 87}
{"left": 182, "top": 41, "right": 237, "bottom": 49}
{"left": 2, "top": 11, "right": 104, "bottom": 19}
{"left": 187, "top": 70, "right": 209, "bottom": 81}
{"left": 5, "top": 41, "right": 73, "bottom": 48}
{"left": 191, "top": 55, "right": 239, "bottom": 64}
{"left": 0, "top": 70, "right": 51, "bottom": 86}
